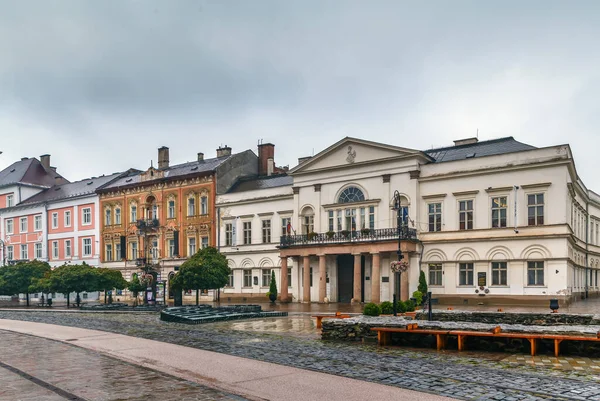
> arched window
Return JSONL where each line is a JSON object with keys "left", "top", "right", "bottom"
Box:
{"left": 301, "top": 206, "right": 315, "bottom": 234}
{"left": 338, "top": 187, "right": 365, "bottom": 204}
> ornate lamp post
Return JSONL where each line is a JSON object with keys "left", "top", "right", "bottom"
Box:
{"left": 390, "top": 190, "right": 408, "bottom": 315}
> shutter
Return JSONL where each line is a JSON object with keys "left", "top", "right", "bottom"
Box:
{"left": 119, "top": 236, "right": 126, "bottom": 259}
{"left": 173, "top": 231, "right": 179, "bottom": 257}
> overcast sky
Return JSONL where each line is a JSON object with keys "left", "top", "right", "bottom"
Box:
{"left": 1, "top": 1, "right": 599, "bottom": 189}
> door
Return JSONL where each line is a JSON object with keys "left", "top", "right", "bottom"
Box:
{"left": 337, "top": 254, "right": 354, "bottom": 303}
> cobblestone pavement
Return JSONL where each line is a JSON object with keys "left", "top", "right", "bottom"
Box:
{"left": 0, "top": 329, "right": 248, "bottom": 401}
{"left": 2, "top": 312, "right": 600, "bottom": 400}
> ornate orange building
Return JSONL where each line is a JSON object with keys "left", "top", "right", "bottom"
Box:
{"left": 98, "top": 145, "right": 257, "bottom": 303}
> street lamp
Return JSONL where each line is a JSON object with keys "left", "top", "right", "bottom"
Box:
{"left": 391, "top": 190, "right": 405, "bottom": 316}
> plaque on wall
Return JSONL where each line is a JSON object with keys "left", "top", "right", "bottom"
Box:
{"left": 382, "top": 276, "right": 389, "bottom": 283}
{"left": 478, "top": 272, "right": 487, "bottom": 287}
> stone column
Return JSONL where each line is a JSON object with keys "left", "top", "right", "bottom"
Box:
{"left": 280, "top": 257, "right": 289, "bottom": 302}
{"left": 401, "top": 257, "right": 410, "bottom": 301}
{"left": 371, "top": 253, "right": 381, "bottom": 304}
{"left": 318, "top": 254, "right": 327, "bottom": 303}
{"left": 353, "top": 253, "right": 362, "bottom": 303}
{"left": 303, "top": 256, "right": 311, "bottom": 303}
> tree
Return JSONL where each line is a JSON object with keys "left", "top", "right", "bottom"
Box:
{"left": 0, "top": 260, "right": 51, "bottom": 306}
{"left": 95, "top": 269, "right": 127, "bottom": 304}
{"left": 49, "top": 263, "right": 99, "bottom": 307}
{"left": 418, "top": 270, "right": 428, "bottom": 295}
{"left": 268, "top": 270, "right": 277, "bottom": 301}
{"left": 171, "top": 247, "right": 230, "bottom": 305}
{"left": 127, "top": 273, "right": 146, "bottom": 307}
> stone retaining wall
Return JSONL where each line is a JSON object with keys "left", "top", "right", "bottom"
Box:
{"left": 415, "top": 310, "right": 600, "bottom": 326}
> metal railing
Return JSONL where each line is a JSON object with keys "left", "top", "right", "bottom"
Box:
{"left": 279, "top": 227, "right": 417, "bottom": 248}
{"left": 136, "top": 219, "right": 160, "bottom": 230}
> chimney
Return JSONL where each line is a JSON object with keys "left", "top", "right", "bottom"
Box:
{"left": 298, "top": 156, "right": 312, "bottom": 165}
{"left": 40, "top": 154, "right": 51, "bottom": 169}
{"left": 197, "top": 152, "right": 204, "bottom": 162}
{"left": 21, "top": 157, "right": 28, "bottom": 161}
{"left": 257, "top": 143, "right": 275, "bottom": 176}
{"left": 267, "top": 157, "right": 274, "bottom": 176}
{"left": 453, "top": 137, "right": 479, "bottom": 146}
{"left": 158, "top": 146, "right": 169, "bottom": 169}
{"left": 216, "top": 145, "right": 232, "bottom": 158}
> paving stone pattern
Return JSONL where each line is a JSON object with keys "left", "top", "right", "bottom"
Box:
{"left": 0, "top": 329, "right": 248, "bottom": 401}
{"left": 2, "top": 311, "right": 600, "bottom": 400}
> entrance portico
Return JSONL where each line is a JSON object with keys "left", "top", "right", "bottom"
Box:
{"left": 279, "top": 232, "right": 418, "bottom": 303}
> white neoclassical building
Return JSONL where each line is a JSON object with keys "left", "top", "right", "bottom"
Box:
{"left": 219, "top": 136, "right": 600, "bottom": 306}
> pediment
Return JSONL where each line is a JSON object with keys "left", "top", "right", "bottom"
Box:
{"left": 290, "top": 137, "right": 429, "bottom": 174}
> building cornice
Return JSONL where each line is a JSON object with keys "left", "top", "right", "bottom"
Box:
{"left": 216, "top": 193, "right": 293, "bottom": 207}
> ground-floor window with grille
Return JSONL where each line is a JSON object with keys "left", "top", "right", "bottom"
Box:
{"left": 429, "top": 263, "right": 442, "bottom": 286}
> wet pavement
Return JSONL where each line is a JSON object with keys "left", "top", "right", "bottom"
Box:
{"left": 2, "top": 311, "right": 600, "bottom": 400}
{"left": 0, "top": 330, "right": 248, "bottom": 401}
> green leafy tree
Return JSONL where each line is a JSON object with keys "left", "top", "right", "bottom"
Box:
{"left": 127, "top": 273, "right": 146, "bottom": 306}
{"left": 0, "top": 260, "right": 51, "bottom": 306}
{"left": 171, "top": 247, "right": 230, "bottom": 305}
{"left": 95, "top": 269, "right": 128, "bottom": 304}
{"left": 49, "top": 263, "right": 99, "bottom": 307}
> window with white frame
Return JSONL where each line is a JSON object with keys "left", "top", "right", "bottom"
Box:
{"left": 106, "top": 244, "right": 113, "bottom": 261}
{"left": 201, "top": 196, "right": 208, "bottom": 215}
{"left": 65, "top": 240, "right": 72, "bottom": 258}
{"left": 491, "top": 262, "right": 507, "bottom": 286}
{"left": 115, "top": 208, "right": 121, "bottom": 225}
{"left": 168, "top": 239, "right": 175, "bottom": 257}
{"left": 201, "top": 236, "right": 208, "bottom": 249}
{"left": 20, "top": 244, "right": 28, "bottom": 260}
{"left": 344, "top": 209, "right": 356, "bottom": 231}
{"left": 243, "top": 222, "right": 252, "bottom": 245}
{"left": 6, "top": 194, "right": 13, "bottom": 207}
{"left": 188, "top": 237, "right": 196, "bottom": 255}
{"left": 281, "top": 217, "right": 291, "bottom": 235}
{"left": 105, "top": 209, "right": 112, "bottom": 225}
{"left": 261, "top": 269, "right": 272, "bottom": 287}
{"left": 20, "top": 217, "right": 27, "bottom": 233}
{"left": 227, "top": 271, "right": 234, "bottom": 287}
{"left": 168, "top": 200, "right": 175, "bottom": 219}
{"left": 187, "top": 197, "right": 195, "bottom": 216}
{"left": 52, "top": 241, "right": 59, "bottom": 259}
{"left": 114, "top": 243, "right": 120, "bottom": 260}
{"left": 6, "top": 246, "right": 13, "bottom": 260}
{"left": 458, "top": 200, "right": 473, "bottom": 230}
{"left": 458, "top": 263, "right": 474, "bottom": 286}
{"left": 369, "top": 206, "right": 375, "bottom": 229}
{"left": 52, "top": 213, "right": 58, "bottom": 229}
{"left": 360, "top": 207, "right": 366, "bottom": 229}
{"left": 34, "top": 215, "right": 42, "bottom": 231}
{"left": 338, "top": 186, "right": 365, "bottom": 203}
{"left": 35, "top": 243, "right": 42, "bottom": 259}
{"left": 262, "top": 220, "right": 271, "bottom": 243}
{"left": 131, "top": 204, "right": 137, "bottom": 223}
{"left": 303, "top": 213, "right": 315, "bottom": 234}
{"left": 336, "top": 210, "right": 342, "bottom": 231}
{"left": 83, "top": 238, "right": 92, "bottom": 256}
{"left": 243, "top": 269, "right": 252, "bottom": 287}
{"left": 328, "top": 211, "right": 334, "bottom": 232}
{"left": 429, "top": 263, "right": 443, "bottom": 286}
{"left": 527, "top": 193, "right": 544, "bottom": 226}
{"left": 82, "top": 208, "right": 92, "bottom": 225}
{"left": 491, "top": 196, "right": 507, "bottom": 228}
{"left": 428, "top": 203, "right": 442, "bottom": 232}
{"left": 527, "top": 261, "right": 544, "bottom": 286}
{"left": 130, "top": 242, "right": 138, "bottom": 260}
{"left": 65, "top": 210, "right": 71, "bottom": 227}
{"left": 5, "top": 219, "right": 13, "bottom": 234}
{"left": 225, "top": 223, "right": 233, "bottom": 246}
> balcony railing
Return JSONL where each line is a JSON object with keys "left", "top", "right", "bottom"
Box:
{"left": 136, "top": 219, "right": 160, "bottom": 230}
{"left": 279, "top": 227, "right": 418, "bottom": 248}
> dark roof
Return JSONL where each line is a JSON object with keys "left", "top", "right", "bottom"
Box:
{"left": 20, "top": 173, "right": 123, "bottom": 205}
{"left": 102, "top": 155, "right": 232, "bottom": 190}
{"left": 0, "top": 158, "right": 68, "bottom": 188}
{"left": 424, "top": 137, "right": 536, "bottom": 163}
{"left": 228, "top": 174, "right": 293, "bottom": 193}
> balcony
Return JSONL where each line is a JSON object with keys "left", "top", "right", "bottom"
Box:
{"left": 136, "top": 219, "right": 160, "bottom": 230}
{"left": 279, "top": 227, "right": 418, "bottom": 248}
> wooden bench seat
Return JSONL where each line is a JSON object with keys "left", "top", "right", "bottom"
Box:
{"left": 371, "top": 326, "right": 600, "bottom": 357}
{"left": 312, "top": 312, "right": 351, "bottom": 329}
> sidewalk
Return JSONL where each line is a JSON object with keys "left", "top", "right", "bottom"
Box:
{"left": 0, "top": 319, "right": 455, "bottom": 401}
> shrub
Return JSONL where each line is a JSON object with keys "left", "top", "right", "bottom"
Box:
{"left": 363, "top": 302, "right": 382, "bottom": 316}
{"left": 418, "top": 270, "right": 428, "bottom": 295}
{"left": 412, "top": 290, "right": 423, "bottom": 306}
{"left": 405, "top": 300, "right": 416, "bottom": 312}
{"left": 326, "top": 231, "right": 335, "bottom": 238}
{"left": 269, "top": 271, "right": 277, "bottom": 299}
{"left": 397, "top": 300, "right": 407, "bottom": 313}
{"left": 380, "top": 301, "right": 394, "bottom": 314}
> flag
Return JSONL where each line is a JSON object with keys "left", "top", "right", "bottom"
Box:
{"left": 287, "top": 222, "right": 292, "bottom": 234}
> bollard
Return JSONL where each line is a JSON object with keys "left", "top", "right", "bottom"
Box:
{"left": 393, "top": 294, "right": 397, "bottom": 317}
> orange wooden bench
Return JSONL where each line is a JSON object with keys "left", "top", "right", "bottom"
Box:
{"left": 372, "top": 325, "right": 600, "bottom": 357}
{"left": 312, "top": 312, "right": 351, "bottom": 329}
